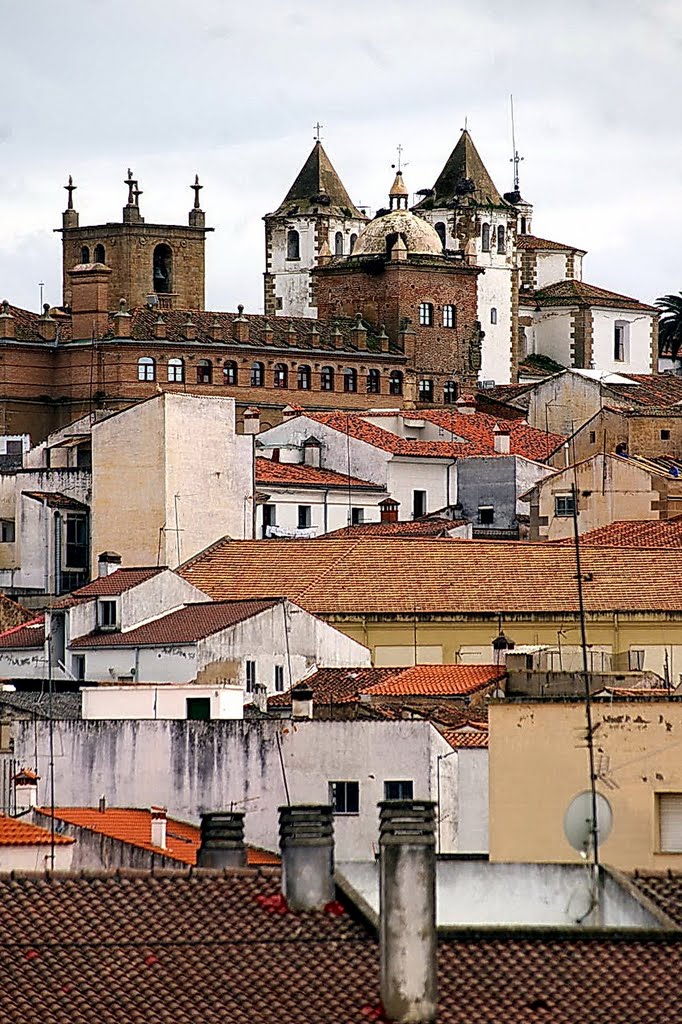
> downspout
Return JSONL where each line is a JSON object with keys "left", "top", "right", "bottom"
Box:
{"left": 42, "top": 499, "right": 49, "bottom": 595}
{"left": 446, "top": 460, "right": 456, "bottom": 509}
{"left": 323, "top": 489, "right": 329, "bottom": 534}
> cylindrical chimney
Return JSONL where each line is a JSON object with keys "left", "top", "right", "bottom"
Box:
{"left": 196, "top": 811, "right": 247, "bottom": 868}
{"left": 379, "top": 800, "right": 437, "bottom": 1024}
{"left": 278, "top": 805, "right": 334, "bottom": 910}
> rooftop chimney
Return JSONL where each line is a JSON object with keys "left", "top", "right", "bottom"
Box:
{"left": 233, "top": 305, "right": 250, "bottom": 343}
{"left": 302, "top": 438, "right": 322, "bottom": 468}
{"left": 278, "top": 805, "right": 334, "bottom": 911}
{"left": 0, "top": 301, "right": 16, "bottom": 340}
{"left": 456, "top": 394, "right": 476, "bottom": 416}
{"left": 153, "top": 315, "right": 167, "bottom": 340}
{"left": 493, "top": 422, "right": 511, "bottom": 454}
{"left": 379, "top": 497, "right": 400, "bottom": 524}
{"left": 183, "top": 316, "right": 197, "bottom": 342}
{"left": 68, "top": 263, "right": 112, "bottom": 341}
{"left": 379, "top": 800, "right": 437, "bottom": 1024}
{"left": 151, "top": 806, "right": 167, "bottom": 849}
{"left": 13, "top": 768, "right": 39, "bottom": 812}
{"left": 113, "top": 298, "right": 132, "bottom": 339}
{"left": 291, "top": 683, "right": 314, "bottom": 720}
{"left": 196, "top": 811, "right": 247, "bottom": 868}
{"left": 97, "top": 551, "right": 122, "bottom": 577}
{"left": 282, "top": 405, "right": 299, "bottom": 422}
{"left": 243, "top": 406, "right": 261, "bottom": 436}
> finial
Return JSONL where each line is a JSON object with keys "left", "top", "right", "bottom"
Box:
{"left": 118, "top": 298, "right": 127, "bottom": 313}
{"left": 133, "top": 182, "right": 143, "bottom": 207}
{"left": 313, "top": 121, "right": 324, "bottom": 143}
{"left": 125, "top": 169, "right": 135, "bottom": 205}
{"left": 64, "top": 175, "right": 76, "bottom": 210}
{"left": 238, "top": 304, "right": 244, "bottom": 315}
{"left": 191, "top": 174, "right": 203, "bottom": 209}
{"left": 510, "top": 94, "right": 524, "bottom": 193}
{"left": 1, "top": 300, "right": 10, "bottom": 316}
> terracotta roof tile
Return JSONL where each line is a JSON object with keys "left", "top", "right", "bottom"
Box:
{"left": 441, "top": 727, "right": 489, "bottom": 748}
{"left": 255, "top": 459, "right": 381, "bottom": 490}
{"left": 0, "top": 813, "right": 73, "bottom": 846}
{"left": 628, "top": 872, "right": 682, "bottom": 925}
{"left": 555, "top": 519, "right": 682, "bottom": 548}
{"left": 528, "top": 279, "right": 658, "bottom": 313}
{"left": 268, "top": 667, "right": 399, "bottom": 707}
{"left": 516, "top": 233, "right": 586, "bottom": 253}
{"left": 326, "top": 517, "right": 459, "bottom": 538}
{"left": 603, "top": 373, "right": 682, "bottom": 408}
{"left": 0, "top": 616, "right": 45, "bottom": 649}
{"left": 362, "top": 664, "right": 506, "bottom": 697}
{"left": 64, "top": 567, "right": 165, "bottom": 602}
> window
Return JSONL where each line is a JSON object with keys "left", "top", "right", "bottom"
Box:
{"left": 297, "top": 505, "right": 312, "bottom": 529}
{"left": 275, "top": 297, "right": 283, "bottom": 310}
{"left": 287, "top": 229, "right": 300, "bottom": 260}
{"left": 349, "top": 233, "right": 358, "bottom": 253}
{"left": 273, "top": 363, "right": 288, "bottom": 388}
{"left": 481, "top": 223, "right": 491, "bottom": 252}
{"left": 153, "top": 243, "right": 173, "bottom": 293}
{"left": 343, "top": 368, "right": 357, "bottom": 393}
{"left": 497, "top": 225, "right": 505, "bottom": 254}
{"left": 658, "top": 793, "right": 682, "bottom": 852}
{"left": 250, "top": 361, "right": 264, "bottom": 387}
{"left": 351, "top": 507, "right": 364, "bottom": 525}
{"left": 389, "top": 370, "right": 403, "bottom": 396}
{"left": 5, "top": 440, "right": 22, "bottom": 456}
{"left": 589, "top": 431, "right": 596, "bottom": 444}
{"left": 554, "top": 493, "right": 575, "bottom": 517}
{"left": 186, "top": 697, "right": 211, "bottom": 721}
{"left": 478, "top": 505, "right": 495, "bottom": 526}
{"left": 262, "top": 503, "right": 276, "bottom": 538}
{"left": 196, "top": 359, "right": 212, "bottom": 384}
{"left": 93, "top": 243, "right": 105, "bottom": 264}
{"left": 614, "top": 321, "right": 629, "bottom": 362}
{"left": 246, "top": 660, "right": 257, "bottom": 694}
{"left": 334, "top": 231, "right": 344, "bottom": 256}
{"left": 64, "top": 514, "right": 88, "bottom": 570}
{"left": 138, "top": 356, "right": 155, "bottom": 382}
{"left": 167, "top": 357, "right": 184, "bottom": 382}
{"left": 0, "top": 520, "right": 15, "bottom": 543}
{"left": 321, "top": 366, "right": 335, "bottom": 391}
{"left": 434, "top": 222, "right": 446, "bottom": 248}
{"left": 443, "top": 304, "right": 456, "bottom": 329}
{"left": 274, "top": 665, "right": 285, "bottom": 692}
{"left": 223, "top": 361, "right": 238, "bottom": 385}
{"left": 443, "top": 381, "right": 458, "bottom": 404}
{"left": 98, "top": 599, "right": 118, "bottom": 630}
{"left": 661, "top": 429, "right": 671, "bottom": 441}
{"left": 367, "top": 368, "right": 381, "bottom": 394}
{"left": 412, "top": 490, "right": 426, "bottom": 519}
{"left": 80, "top": 245, "right": 90, "bottom": 264}
{"left": 628, "top": 649, "right": 645, "bottom": 671}
{"left": 297, "top": 364, "right": 311, "bottom": 390}
{"left": 418, "top": 379, "right": 434, "bottom": 402}
{"left": 520, "top": 216, "right": 527, "bottom": 234}
{"left": 490, "top": 307, "right": 498, "bottom": 325}
{"left": 329, "top": 780, "right": 359, "bottom": 815}
{"left": 72, "top": 655, "right": 86, "bottom": 682}
{"left": 419, "top": 302, "right": 434, "bottom": 327}
{"left": 384, "top": 780, "right": 414, "bottom": 801}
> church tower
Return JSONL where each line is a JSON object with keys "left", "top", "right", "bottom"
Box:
{"left": 263, "top": 139, "right": 367, "bottom": 318}
{"left": 413, "top": 131, "right": 517, "bottom": 384}
{"left": 58, "top": 171, "right": 213, "bottom": 311}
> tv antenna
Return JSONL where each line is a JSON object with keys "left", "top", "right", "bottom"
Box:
{"left": 510, "top": 94, "right": 524, "bottom": 193}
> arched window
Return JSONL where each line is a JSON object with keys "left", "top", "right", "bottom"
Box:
{"left": 287, "top": 230, "right": 300, "bottom": 260}
{"left": 80, "top": 245, "right": 90, "bottom": 264}
{"left": 343, "top": 367, "right": 357, "bottom": 393}
{"left": 196, "top": 359, "right": 212, "bottom": 384}
{"left": 434, "top": 222, "right": 446, "bottom": 248}
{"left": 497, "top": 225, "right": 505, "bottom": 254}
{"left": 167, "top": 357, "right": 184, "bottom": 383}
{"left": 93, "top": 243, "right": 105, "bottom": 264}
{"left": 250, "top": 361, "right": 264, "bottom": 387}
{"left": 443, "top": 381, "right": 458, "bottom": 404}
{"left": 389, "top": 370, "right": 403, "bottom": 396}
{"left": 321, "top": 365, "right": 335, "bottom": 391}
{"left": 223, "top": 361, "right": 238, "bottom": 385}
{"left": 350, "top": 233, "right": 358, "bottom": 254}
{"left": 490, "top": 307, "right": 498, "bottom": 325}
{"left": 137, "top": 356, "right": 155, "bottom": 382}
{"left": 418, "top": 379, "right": 434, "bottom": 402}
{"left": 297, "top": 364, "right": 311, "bottom": 390}
{"left": 153, "top": 243, "right": 173, "bottom": 294}
{"left": 442, "top": 304, "right": 456, "bottom": 329}
{"left": 481, "top": 223, "right": 491, "bottom": 252}
{"left": 366, "top": 368, "right": 381, "bottom": 394}
{"left": 334, "top": 231, "right": 344, "bottom": 256}
{"left": 273, "top": 363, "right": 288, "bottom": 388}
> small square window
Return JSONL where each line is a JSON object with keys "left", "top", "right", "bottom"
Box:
{"left": 330, "top": 780, "right": 359, "bottom": 815}
{"left": 246, "top": 660, "right": 257, "bottom": 693}
{"left": 351, "top": 507, "right": 364, "bottom": 525}
{"left": 98, "top": 599, "right": 118, "bottom": 630}
{"left": 72, "top": 655, "right": 85, "bottom": 682}
{"left": 478, "top": 506, "right": 494, "bottom": 526}
{"left": 628, "top": 649, "right": 645, "bottom": 671}
{"left": 0, "top": 520, "right": 15, "bottom": 543}
{"left": 297, "top": 505, "right": 312, "bottom": 529}
{"left": 554, "top": 494, "right": 575, "bottom": 517}
{"left": 412, "top": 490, "right": 426, "bottom": 519}
{"left": 187, "top": 697, "right": 211, "bottom": 721}
{"left": 661, "top": 429, "right": 671, "bottom": 441}
{"left": 274, "top": 665, "right": 284, "bottom": 692}
{"left": 658, "top": 793, "right": 682, "bottom": 852}
{"left": 276, "top": 297, "right": 283, "bottom": 310}
{"left": 384, "top": 780, "right": 413, "bottom": 801}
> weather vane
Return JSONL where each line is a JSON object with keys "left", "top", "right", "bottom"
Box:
{"left": 391, "top": 143, "right": 408, "bottom": 173}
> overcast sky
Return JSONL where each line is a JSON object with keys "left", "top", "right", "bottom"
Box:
{"left": 1, "top": 0, "right": 681, "bottom": 314}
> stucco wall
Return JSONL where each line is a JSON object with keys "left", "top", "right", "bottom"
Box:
{"left": 81, "top": 684, "right": 243, "bottom": 719}
{"left": 0, "top": 840, "right": 73, "bottom": 871}
{"left": 591, "top": 309, "right": 654, "bottom": 375}
{"left": 255, "top": 485, "right": 384, "bottom": 537}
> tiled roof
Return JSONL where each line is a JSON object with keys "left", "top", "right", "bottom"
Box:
{"left": 180, "top": 536, "right": 682, "bottom": 614}
{"left": 70, "top": 599, "right": 282, "bottom": 648}
{"left": 255, "top": 458, "right": 381, "bottom": 490}
{"left": 0, "top": 304, "right": 73, "bottom": 344}
{"left": 441, "top": 727, "right": 489, "bottom": 749}
{"left": 36, "top": 807, "right": 279, "bottom": 867}
{"left": 603, "top": 373, "right": 682, "bottom": 408}
{"left": 0, "top": 871, "right": 680, "bottom": 1022}
{"left": 22, "top": 491, "right": 88, "bottom": 511}
{"left": 269, "top": 667, "right": 399, "bottom": 707}
{"left": 306, "top": 408, "right": 563, "bottom": 462}
{"left": 0, "top": 691, "right": 82, "bottom": 720}
{"left": 0, "top": 813, "right": 73, "bottom": 847}
{"left": 363, "top": 664, "right": 506, "bottom": 697}
{"left": 65, "top": 567, "right": 164, "bottom": 601}
{"left": 555, "top": 519, "right": 682, "bottom": 548}
{"left": 528, "top": 280, "right": 658, "bottom": 313}
{"left": 629, "top": 872, "right": 682, "bottom": 926}
{"left": 326, "top": 517, "right": 460, "bottom": 538}
{"left": 271, "top": 140, "right": 365, "bottom": 219}
{"left": 516, "top": 233, "right": 586, "bottom": 253}
{"left": 414, "top": 129, "right": 506, "bottom": 209}
{"left": 0, "top": 616, "right": 45, "bottom": 649}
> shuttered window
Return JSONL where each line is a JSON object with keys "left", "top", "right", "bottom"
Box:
{"left": 659, "top": 794, "right": 682, "bottom": 852}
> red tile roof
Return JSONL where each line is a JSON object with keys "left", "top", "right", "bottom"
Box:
{"left": 70, "top": 598, "right": 282, "bottom": 648}
{"left": 180, "top": 536, "right": 682, "bottom": 614}
{"left": 64, "top": 567, "right": 165, "bottom": 601}
{"left": 326, "top": 517, "right": 460, "bottom": 538}
{"left": 0, "top": 616, "right": 45, "bottom": 649}
{"left": 363, "top": 664, "right": 505, "bottom": 697}
{"left": 603, "top": 373, "right": 682, "bottom": 408}
{"left": 516, "top": 233, "right": 586, "bottom": 253}
{"left": 529, "top": 280, "right": 658, "bottom": 313}
{"left": 441, "top": 727, "right": 489, "bottom": 749}
{"left": 255, "top": 458, "right": 381, "bottom": 490}
{"left": 269, "top": 667, "right": 400, "bottom": 707}
{"left": 555, "top": 519, "right": 682, "bottom": 548}
{"left": 0, "top": 813, "right": 73, "bottom": 846}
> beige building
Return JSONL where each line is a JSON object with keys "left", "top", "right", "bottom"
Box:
{"left": 489, "top": 697, "right": 682, "bottom": 871}
{"left": 548, "top": 406, "right": 682, "bottom": 469}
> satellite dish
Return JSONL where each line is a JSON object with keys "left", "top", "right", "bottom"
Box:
{"left": 146, "top": 293, "right": 159, "bottom": 307}
{"left": 564, "top": 791, "right": 613, "bottom": 855}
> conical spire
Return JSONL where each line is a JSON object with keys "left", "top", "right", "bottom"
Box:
{"left": 389, "top": 170, "right": 409, "bottom": 210}
{"left": 416, "top": 129, "right": 507, "bottom": 209}
{"left": 271, "top": 141, "right": 364, "bottom": 218}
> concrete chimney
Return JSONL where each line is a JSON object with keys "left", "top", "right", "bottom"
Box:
{"left": 278, "top": 805, "right": 334, "bottom": 911}
{"left": 302, "top": 438, "right": 322, "bottom": 468}
{"left": 379, "top": 800, "right": 437, "bottom": 1024}
{"left": 493, "top": 423, "right": 511, "bottom": 455}
{"left": 13, "top": 768, "right": 39, "bottom": 812}
{"left": 456, "top": 394, "right": 476, "bottom": 415}
{"left": 291, "top": 684, "right": 314, "bottom": 720}
{"left": 379, "top": 497, "right": 400, "bottom": 524}
{"left": 282, "top": 405, "right": 299, "bottom": 422}
{"left": 196, "top": 811, "right": 247, "bottom": 868}
{"left": 98, "top": 551, "right": 122, "bottom": 577}
{"left": 243, "top": 406, "right": 261, "bottom": 436}
{"left": 150, "top": 806, "right": 167, "bottom": 849}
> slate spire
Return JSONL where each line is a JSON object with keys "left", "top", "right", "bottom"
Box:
{"left": 272, "top": 141, "right": 364, "bottom": 218}
{"left": 416, "top": 130, "right": 507, "bottom": 209}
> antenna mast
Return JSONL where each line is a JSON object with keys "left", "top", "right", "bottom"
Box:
{"left": 510, "top": 95, "right": 524, "bottom": 193}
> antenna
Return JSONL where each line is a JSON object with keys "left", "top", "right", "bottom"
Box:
{"left": 510, "top": 94, "right": 524, "bottom": 193}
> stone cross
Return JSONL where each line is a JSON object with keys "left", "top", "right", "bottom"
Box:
{"left": 313, "top": 121, "right": 323, "bottom": 142}
{"left": 64, "top": 175, "right": 76, "bottom": 210}
{"left": 191, "top": 174, "right": 203, "bottom": 209}
{"left": 125, "top": 168, "right": 135, "bottom": 205}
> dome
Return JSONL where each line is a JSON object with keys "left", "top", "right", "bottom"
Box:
{"left": 352, "top": 207, "right": 444, "bottom": 257}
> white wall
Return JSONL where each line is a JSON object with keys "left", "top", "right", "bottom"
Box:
{"left": 256, "top": 485, "right": 384, "bottom": 537}
{"left": 456, "top": 747, "right": 489, "bottom": 853}
{"left": 0, "top": 841, "right": 73, "bottom": 871}
{"left": 591, "top": 308, "right": 654, "bottom": 375}
{"left": 531, "top": 307, "right": 575, "bottom": 366}
{"left": 478, "top": 265, "right": 513, "bottom": 385}
{"left": 258, "top": 417, "right": 392, "bottom": 487}
{"left": 386, "top": 456, "right": 456, "bottom": 516}
{"left": 535, "top": 252, "right": 569, "bottom": 288}
{"left": 81, "top": 683, "right": 244, "bottom": 720}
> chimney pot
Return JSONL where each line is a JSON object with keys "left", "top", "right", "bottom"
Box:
{"left": 196, "top": 811, "right": 247, "bottom": 868}
{"left": 97, "top": 551, "right": 122, "bottom": 577}
{"left": 291, "top": 683, "right": 314, "bottom": 719}
{"left": 150, "top": 806, "right": 167, "bottom": 849}
{"left": 243, "top": 406, "right": 261, "bottom": 435}
{"left": 493, "top": 423, "right": 511, "bottom": 455}
{"left": 278, "top": 805, "right": 334, "bottom": 911}
{"left": 98, "top": 794, "right": 106, "bottom": 813}
{"left": 379, "top": 497, "right": 400, "bottom": 524}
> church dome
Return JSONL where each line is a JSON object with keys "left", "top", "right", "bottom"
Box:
{"left": 352, "top": 172, "right": 444, "bottom": 257}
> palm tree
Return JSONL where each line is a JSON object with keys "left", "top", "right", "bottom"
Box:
{"left": 656, "top": 292, "right": 682, "bottom": 360}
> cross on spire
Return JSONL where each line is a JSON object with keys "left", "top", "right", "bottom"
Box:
{"left": 510, "top": 94, "right": 524, "bottom": 192}
{"left": 191, "top": 174, "right": 203, "bottom": 209}
{"left": 64, "top": 175, "right": 76, "bottom": 210}
{"left": 313, "top": 121, "right": 323, "bottom": 142}
{"left": 125, "top": 168, "right": 136, "bottom": 206}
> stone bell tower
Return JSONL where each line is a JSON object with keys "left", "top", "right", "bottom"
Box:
{"left": 57, "top": 171, "right": 213, "bottom": 311}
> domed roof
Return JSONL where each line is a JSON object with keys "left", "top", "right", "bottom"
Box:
{"left": 352, "top": 207, "right": 444, "bottom": 257}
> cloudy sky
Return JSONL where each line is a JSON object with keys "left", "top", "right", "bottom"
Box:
{"left": 1, "top": 0, "right": 681, "bottom": 314}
